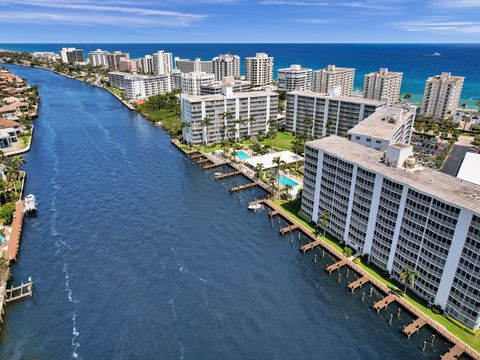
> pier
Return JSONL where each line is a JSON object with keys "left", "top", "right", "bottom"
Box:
{"left": 214, "top": 171, "right": 241, "bottom": 180}
{"left": 300, "top": 239, "right": 323, "bottom": 253}
{"left": 229, "top": 182, "right": 258, "bottom": 192}
{"left": 6, "top": 200, "right": 24, "bottom": 262}
{"left": 347, "top": 275, "right": 369, "bottom": 293}
{"left": 326, "top": 259, "right": 348, "bottom": 274}
{"left": 373, "top": 294, "right": 396, "bottom": 312}
{"left": 403, "top": 318, "right": 427, "bottom": 338}
{"left": 4, "top": 277, "right": 33, "bottom": 303}
{"left": 441, "top": 344, "right": 466, "bottom": 360}
{"left": 279, "top": 224, "right": 299, "bottom": 235}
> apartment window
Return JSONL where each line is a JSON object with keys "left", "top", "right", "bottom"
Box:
{"left": 366, "top": 138, "right": 372, "bottom": 142}
{"left": 355, "top": 136, "right": 361, "bottom": 140}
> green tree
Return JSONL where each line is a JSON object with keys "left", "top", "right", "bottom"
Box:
{"left": 320, "top": 210, "right": 330, "bottom": 235}
{"left": 201, "top": 116, "right": 212, "bottom": 145}
{"left": 403, "top": 92, "right": 412, "bottom": 102}
{"left": 399, "top": 266, "right": 420, "bottom": 295}
{"left": 254, "top": 163, "right": 264, "bottom": 179}
{"left": 272, "top": 156, "right": 286, "bottom": 196}
{"left": 303, "top": 115, "right": 313, "bottom": 138}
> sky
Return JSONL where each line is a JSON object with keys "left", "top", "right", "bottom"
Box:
{"left": 0, "top": 0, "right": 479, "bottom": 43}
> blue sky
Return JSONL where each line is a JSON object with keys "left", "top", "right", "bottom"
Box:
{"left": 0, "top": 0, "right": 479, "bottom": 43}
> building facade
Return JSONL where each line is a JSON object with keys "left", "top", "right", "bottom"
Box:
{"left": 277, "top": 65, "right": 312, "bottom": 91}
{"left": 312, "top": 65, "right": 355, "bottom": 96}
{"left": 212, "top": 54, "right": 241, "bottom": 81}
{"left": 60, "top": 48, "right": 84, "bottom": 64}
{"left": 200, "top": 76, "right": 251, "bottom": 95}
{"left": 88, "top": 49, "right": 111, "bottom": 67}
{"left": 245, "top": 53, "right": 274, "bottom": 87}
{"left": 421, "top": 72, "right": 465, "bottom": 120}
{"left": 174, "top": 71, "right": 216, "bottom": 96}
{"left": 285, "top": 89, "right": 384, "bottom": 138}
{"left": 347, "top": 105, "right": 416, "bottom": 152}
{"left": 108, "top": 72, "right": 171, "bottom": 100}
{"left": 175, "top": 57, "right": 214, "bottom": 74}
{"left": 363, "top": 68, "right": 403, "bottom": 106}
{"left": 181, "top": 86, "right": 278, "bottom": 145}
{"left": 152, "top": 51, "right": 174, "bottom": 75}
{"left": 301, "top": 135, "right": 480, "bottom": 330}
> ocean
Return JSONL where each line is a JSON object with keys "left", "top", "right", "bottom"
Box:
{"left": 1, "top": 43, "right": 479, "bottom": 106}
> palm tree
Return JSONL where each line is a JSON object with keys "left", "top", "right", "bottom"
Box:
{"left": 399, "top": 266, "right": 420, "bottom": 295}
{"left": 268, "top": 117, "right": 279, "bottom": 140}
{"left": 247, "top": 115, "right": 255, "bottom": 137}
{"left": 223, "top": 111, "right": 234, "bottom": 139}
{"left": 403, "top": 93, "right": 412, "bottom": 102}
{"left": 320, "top": 210, "right": 330, "bottom": 235}
{"left": 180, "top": 121, "right": 191, "bottom": 144}
{"left": 303, "top": 115, "right": 313, "bottom": 138}
{"left": 283, "top": 184, "right": 293, "bottom": 199}
{"left": 254, "top": 163, "right": 264, "bottom": 179}
{"left": 6, "top": 166, "right": 18, "bottom": 193}
{"left": 11, "top": 155, "right": 25, "bottom": 169}
{"left": 201, "top": 116, "right": 212, "bottom": 146}
{"left": 272, "top": 156, "right": 286, "bottom": 196}
{"left": 234, "top": 116, "right": 246, "bottom": 142}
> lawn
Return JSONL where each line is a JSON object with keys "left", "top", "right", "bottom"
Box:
{"left": 260, "top": 131, "right": 296, "bottom": 151}
{"left": 104, "top": 85, "right": 124, "bottom": 98}
{"left": 271, "top": 198, "right": 480, "bottom": 352}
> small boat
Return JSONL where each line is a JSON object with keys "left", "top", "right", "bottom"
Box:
{"left": 23, "top": 194, "right": 37, "bottom": 214}
{"left": 426, "top": 52, "right": 441, "bottom": 56}
{"left": 248, "top": 201, "right": 263, "bottom": 211}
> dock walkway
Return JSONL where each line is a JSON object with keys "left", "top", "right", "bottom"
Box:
{"left": 6, "top": 200, "right": 24, "bottom": 261}
{"left": 229, "top": 182, "right": 258, "bottom": 192}
{"left": 373, "top": 294, "right": 396, "bottom": 312}
{"left": 441, "top": 344, "right": 465, "bottom": 360}
{"left": 403, "top": 318, "right": 427, "bottom": 338}
{"left": 4, "top": 277, "right": 33, "bottom": 303}
{"left": 280, "top": 224, "right": 299, "bottom": 235}
{"left": 214, "top": 171, "right": 241, "bottom": 180}
{"left": 300, "top": 239, "right": 323, "bottom": 253}
{"left": 326, "top": 259, "right": 348, "bottom": 274}
{"left": 347, "top": 275, "right": 369, "bottom": 292}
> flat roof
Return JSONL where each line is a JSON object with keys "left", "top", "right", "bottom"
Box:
{"left": 457, "top": 152, "right": 480, "bottom": 186}
{"left": 306, "top": 136, "right": 480, "bottom": 214}
{"left": 347, "top": 107, "right": 413, "bottom": 140}
{"left": 288, "top": 90, "right": 384, "bottom": 106}
{"left": 183, "top": 89, "right": 277, "bottom": 102}
{"left": 245, "top": 150, "right": 303, "bottom": 170}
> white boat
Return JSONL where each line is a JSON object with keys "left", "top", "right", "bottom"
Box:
{"left": 214, "top": 172, "right": 222, "bottom": 177}
{"left": 248, "top": 201, "right": 263, "bottom": 211}
{"left": 23, "top": 194, "right": 37, "bottom": 214}
{"left": 427, "top": 52, "right": 441, "bottom": 56}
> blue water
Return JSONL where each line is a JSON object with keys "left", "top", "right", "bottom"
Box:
{"left": 236, "top": 150, "right": 251, "bottom": 161}
{"left": 1, "top": 43, "right": 479, "bottom": 105}
{"left": 0, "top": 63, "right": 454, "bottom": 359}
{"left": 278, "top": 174, "right": 298, "bottom": 187}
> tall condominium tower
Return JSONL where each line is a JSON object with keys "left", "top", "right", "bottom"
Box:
{"left": 245, "top": 53, "right": 274, "bottom": 87}
{"left": 363, "top": 68, "right": 403, "bottom": 106}
{"left": 277, "top": 64, "right": 313, "bottom": 91}
{"left": 152, "top": 51, "right": 174, "bottom": 75}
{"left": 174, "top": 57, "right": 214, "bottom": 74}
{"left": 421, "top": 72, "right": 464, "bottom": 120}
{"left": 212, "top": 54, "right": 241, "bottom": 81}
{"left": 313, "top": 65, "right": 355, "bottom": 96}
{"left": 60, "top": 48, "right": 84, "bottom": 64}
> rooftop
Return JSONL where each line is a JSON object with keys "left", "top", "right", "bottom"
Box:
{"left": 315, "top": 65, "right": 355, "bottom": 73}
{"left": 306, "top": 136, "right": 480, "bottom": 214}
{"left": 245, "top": 150, "right": 303, "bottom": 170}
{"left": 347, "top": 106, "right": 415, "bottom": 140}
{"left": 288, "top": 90, "right": 385, "bottom": 106}
{"left": 182, "top": 88, "right": 277, "bottom": 102}
{"left": 278, "top": 64, "right": 312, "bottom": 72}
{"left": 457, "top": 152, "right": 480, "bottom": 186}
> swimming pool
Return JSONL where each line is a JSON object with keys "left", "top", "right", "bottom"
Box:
{"left": 236, "top": 150, "right": 252, "bottom": 161}
{"left": 278, "top": 174, "right": 298, "bottom": 187}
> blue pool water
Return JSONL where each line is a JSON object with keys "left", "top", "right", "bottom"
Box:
{"left": 0, "top": 63, "right": 451, "bottom": 359}
{"left": 236, "top": 150, "right": 251, "bottom": 161}
{"left": 278, "top": 174, "right": 298, "bottom": 187}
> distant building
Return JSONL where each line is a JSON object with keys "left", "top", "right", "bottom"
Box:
{"left": 363, "top": 68, "right": 403, "bottom": 106}
{"left": 60, "top": 48, "right": 84, "bottom": 64}
{"left": 285, "top": 87, "right": 384, "bottom": 138}
{"left": 312, "top": 65, "right": 355, "bottom": 96}
{"left": 181, "top": 87, "right": 278, "bottom": 145}
{"left": 137, "top": 55, "right": 153, "bottom": 74}
{"left": 421, "top": 72, "right": 464, "bottom": 120}
{"left": 108, "top": 72, "right": 171, "bottom": 100}
{"left": 175, "top": 57, "right": 213, "bottom": 74}
{"left": 118, "top": 59, "right": 137, "bottom": 72}
{"left": 212, "top": 54, "right": 241, "bottom": 81}
{"left": 152, "top": 51, "right": 174, "bottom": 75}
{"left": 106, "top": 51, "right": 130, "bottom": 70}
{"left": 88, "top": 49, "right": 111, "bottom": 67}
{"left": 173, "top": 71, "right": 216, "bottom": 96}
{"left": 301, "top": 135, "right": 480, "bottom": 331}
{"left": 200, "top": 76, "right": 251, "bottom": 95}
{"left": 347, "top": 105, "right": 416, "bottom": 152}
{"left": 245, "top": 53, "right": 274, "bottom": 87}
{"left": 277, "top": 64, "right": 312, "bottom": 91}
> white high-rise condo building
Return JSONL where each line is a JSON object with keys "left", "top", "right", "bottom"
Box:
{"left": 88, "top": 49, "right": 111, "bottom": 67}
{"left": 285, "top": 87, "right": 384, "bottom": 138}
{"left": 301, "top": 135, "right": 480, "bottom": 330}
{"left": 152, "top": 51, "right": 173, "bottom": 75}
{"left": 181, "top": 86, "right": 278, "bottom": 146}
{"left": 313, "top": 65, "right": 355, "bottom": 96}
{"left": 421, "top": 72, "right": 464, "bottom": 120}
{"left": 108, "top": 72, "right": 171, "bottom": 100}
{"left": 60, "top": 48, "right": 84, "bottom": 64}
{"left": 106, "top": 51, "right": 129, "bottom": 70}
{"left": 363, "top": 68, "right": 403, "bottom": 106}
{"left": 200, "top": 76, "right": 251, "bottom": 95}
{"left": 174, "top": 57, "right": 213, "bottom": 74}
{"left": 347, "top": 105, "right": 416, "bottom": 152}
{"left": 245, "top": 53, "right": 274, "bottom": 87}
{"left": 212, "top": 54, "right": 241, "bottom": 81}
{"left": 277, "top": 64, "right": 313, "bottom": 91}
{"left": 137, "top": 55, "right": 153, "bottom": 74}
{"left": 174, "top": 71, "right": 216, "bottom": 96}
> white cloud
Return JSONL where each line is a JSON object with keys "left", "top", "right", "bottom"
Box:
{"left": 292, "top": 18, "right": 330, "bottom": 23}
{"left": 394, "top": 18, "right": 480, "bottom": 34}
{"left": 437, "top": 0, "right": 480, "bottom": 7}
{"left": 260, "top": 1, "right": 327, "bottom": 5}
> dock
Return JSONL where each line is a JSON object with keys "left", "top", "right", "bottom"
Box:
{"left": 403, "top": 318, "right": 427, "bottom": 338}
{"left": 229, "top": 182, "right": 258, "bottom": 192}
{"left": 214, "top": 171, "right": 241, "bottom": 180}
{"left": 6, "top": 200, "right": 24, "bottom": 262}
{"left": 347, "top": 275, "right": 369, "bottom": 292}
{"left": 373, "top": 294, "right": 396, "bottom": 312}
{"left": 202, "top": 162, "right": 226, "bottom": 170}
{"left": 280, "top": 224, "right": 299, "bottom": 235}
{"left": 326, "top": 259, "right": 348, "bottom": 274}
{"left": 4, "top": 277, "right": 33, "bottom": 303}
{"left": 441, "top": 344, "right": 466, "bottom": 360}
{"left": 300, "top": 239, "right": 323, "bottom": 253}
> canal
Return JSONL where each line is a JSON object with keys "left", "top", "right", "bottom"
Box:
{"left": 0, "top": 64, "right": 450, "bottom": 359}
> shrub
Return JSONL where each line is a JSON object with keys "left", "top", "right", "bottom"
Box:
{"left": 0, "top": 202, "right": 16, "bottom": 225}
{"left": 343, "top": 246, "right": 353, "bottom": 258}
